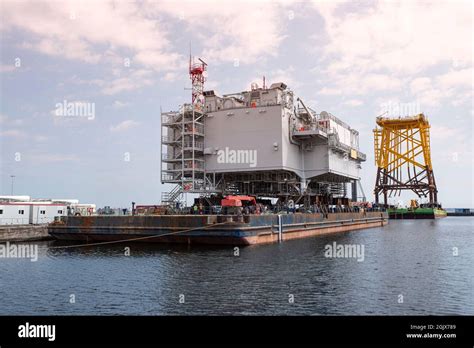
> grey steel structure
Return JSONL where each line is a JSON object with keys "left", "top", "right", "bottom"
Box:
{"left": 161, "top": 82, "right": 366, "bottom": 207}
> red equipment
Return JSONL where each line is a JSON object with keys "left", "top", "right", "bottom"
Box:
{"left": 221, "top": 195, "right": 256, "bottom": 207}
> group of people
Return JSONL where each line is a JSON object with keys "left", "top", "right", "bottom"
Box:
{"left": 190, "top": 203, "right": 204, "bottom": 215}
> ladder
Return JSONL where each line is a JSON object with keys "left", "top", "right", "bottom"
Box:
{"left": 161, "top": 185, "right": 183, "bottom": 205}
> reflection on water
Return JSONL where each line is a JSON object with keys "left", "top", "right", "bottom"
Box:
{"left": 0, "top": 218, "right": 472, "bottom": 315}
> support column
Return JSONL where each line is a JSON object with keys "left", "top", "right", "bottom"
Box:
{"left": 351, "top": 180, "right": 357, "bottom": 202}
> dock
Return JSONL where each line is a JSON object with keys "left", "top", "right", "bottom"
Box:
{"left": 445, "top": 208, "right": 474, "bottom": 217}
{"left": 0, "top": 225, "right": 50, "bottom": 242}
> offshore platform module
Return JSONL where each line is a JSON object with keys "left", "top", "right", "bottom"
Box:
{"left": 160, "top": 57, "right": 366, "bottom": 209}
{"left": 49, "top": 58, "right": 388, "bottom": 245}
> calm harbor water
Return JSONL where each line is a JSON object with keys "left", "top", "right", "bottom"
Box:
{"left": 0, "top": 217, "right": 472, "bottom": 315}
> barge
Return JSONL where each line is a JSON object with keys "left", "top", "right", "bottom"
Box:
{"left": 48, "top": 212, "right": 388, "bottom": 245}
{"left": 388, "top": 207, "right": 447, "bottom": 219}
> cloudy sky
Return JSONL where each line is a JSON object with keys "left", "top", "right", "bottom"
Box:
{"left": 0, "top": 0, "right": 472, "bottom": 208}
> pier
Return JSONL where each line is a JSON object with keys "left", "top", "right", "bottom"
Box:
{"left": 0, "top": 225, "right": 50, "bottom": 242}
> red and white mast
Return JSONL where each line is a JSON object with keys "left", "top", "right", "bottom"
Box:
{"left": 189, "top": 54, "right": 207, "bottom": 109}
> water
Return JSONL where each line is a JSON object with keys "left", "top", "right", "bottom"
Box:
{"left": 0, "top": 217, "right": 472, "bottom": 315}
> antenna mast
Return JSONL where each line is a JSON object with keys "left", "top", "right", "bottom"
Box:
{"left": 189, "top": 52, "right": 207, "bottom": 110}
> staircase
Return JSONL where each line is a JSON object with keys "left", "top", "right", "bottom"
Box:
{"left": 373, "top": 129, "right": 381, "bottom": 165}
{"left": 161, "top": 185, "right": 183, "bottom": 206}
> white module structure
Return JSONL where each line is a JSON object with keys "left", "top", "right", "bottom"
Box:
{"left": 161, "top": 78, "right": 366, "bottom": 207}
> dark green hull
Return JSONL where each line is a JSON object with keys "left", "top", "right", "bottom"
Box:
{"left": 388, "top": 207, "right": 447, "bottom": 219}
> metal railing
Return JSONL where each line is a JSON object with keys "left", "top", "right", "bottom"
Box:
{"left": 183, "top": 124, "right": 204, "bottom": 134}
{"left": 179, "top": 103, "right": 207, "bottom": 114}
{"left": 162, "top": 153, "right": 181, "bottom": 160}
{"left": 162, "top": 135, "right": 205, "bottom": 145}
{"left": 161, "top": 135, "right": 178, "bottom": 143}
{"left": 183, "top": 141, "right": 204, "bottom": 150}
{"left": 161, "top": 173, "right": 179, "bottom": 181}
{"left": 292, "top": 124, "right": 328, "bottom": 135}
{"left": 215, "top": 101, "right": 280, "bottom": 112}
{"left": 161, "top": 113, "right": 181, "bottom": 124}
{"left": 182, "top": 161, "right": 205, "bottom": 170}
{"left": 327, "top": 133, "right": 366, "bottom": 161}
{"left": 161, "top": 185, "right": 183, "bottom": 204}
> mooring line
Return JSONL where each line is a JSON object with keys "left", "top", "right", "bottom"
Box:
{"left": 48, "top": 220, "right": 233, "bottom": 249}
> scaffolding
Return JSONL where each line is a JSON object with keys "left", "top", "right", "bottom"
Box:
{"left": 373, "top": 113, "right": 439, "bottom": 206}
{"left": 161, "top": 56, "right": 208, "bottom": 205}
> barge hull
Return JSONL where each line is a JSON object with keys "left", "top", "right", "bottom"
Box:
{"left": 388, "top": 208, "right": 447, "bottom": 219}
{"left": 49, "top": 212, "right": 388, "bottom": 245}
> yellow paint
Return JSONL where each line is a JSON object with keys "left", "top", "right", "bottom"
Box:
{"left": 373, "top": 113, "right": 433, "bottom": 172}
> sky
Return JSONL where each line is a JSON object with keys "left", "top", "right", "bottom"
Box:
{"left": 0, "top": 0, "right": 472, "bottom": 208}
